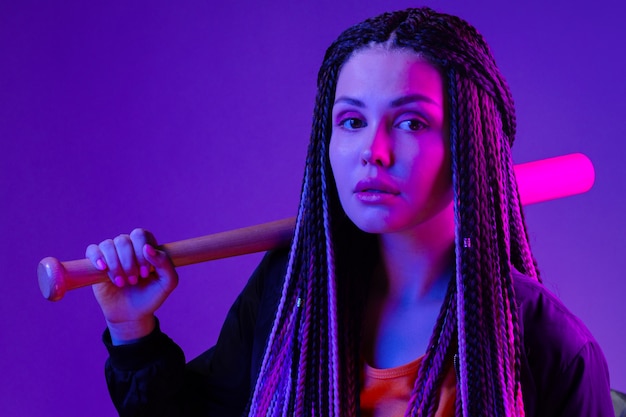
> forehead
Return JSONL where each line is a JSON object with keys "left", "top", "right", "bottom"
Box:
{"left": 336, "top": 47, "right": 444, "bottom": 103}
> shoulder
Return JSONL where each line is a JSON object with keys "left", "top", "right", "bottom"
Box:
{"left": 249, "top": 248, "right": 290, "bottom": 299}
{"left": 251, "top": 248, "right": 290, "bottom": 286}
{"left": 512, "top": 270, "right": 596, "bottom": 359}
{"left": 512, "top": 270, "right": 612, "bottom": 416}
{"left": 233, "top": 247, "right": 289, "bottom": 309}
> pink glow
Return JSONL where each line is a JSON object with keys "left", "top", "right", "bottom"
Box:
{"left": 515, "top": 153, "right": 595, "bottom": 206}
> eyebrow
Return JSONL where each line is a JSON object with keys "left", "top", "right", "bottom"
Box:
{"left": 334, "top": 94, "right": 440, "bottom": 108}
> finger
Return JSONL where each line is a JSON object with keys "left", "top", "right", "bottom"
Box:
{"left": 113, "top": 234, "right": 140, "bottom": 285}
{"left": 86, "top": 244, "right": 108, "bottom": 271}
{"left": 99, "top": 238, "right": 126, "bottom": 288}
{"left": 130, "top": 228, "right": 153, "bottom": 279}
{"left": 143, "top": 244, "right": 178, "bottom": 294}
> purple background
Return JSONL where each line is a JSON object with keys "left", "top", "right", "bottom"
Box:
{"left": 1, "top": 1, "right": 624, "bottom": 415}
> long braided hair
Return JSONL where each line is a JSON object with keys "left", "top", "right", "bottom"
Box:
{"left": 247, "top": 7, "right": 539, "bottom": 417}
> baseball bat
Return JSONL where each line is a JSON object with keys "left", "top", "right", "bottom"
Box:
{"left": 38, "top": 153, "right": 595, "bottom": 301}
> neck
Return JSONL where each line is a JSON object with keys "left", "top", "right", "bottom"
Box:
{"left": 376, "top": 202, "right": 455, "bottom": 303}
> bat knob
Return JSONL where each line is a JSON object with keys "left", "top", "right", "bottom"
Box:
{"left": 38, "top": 257, "right": 67, "bottom": 301}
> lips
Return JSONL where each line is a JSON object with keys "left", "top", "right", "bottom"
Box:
{"left": 354, "top": 178, "right": 400, "bottom": 198}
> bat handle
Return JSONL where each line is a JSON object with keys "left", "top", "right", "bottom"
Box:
{"left": 38, "top": 257, "right": 107, "bottom": 301}
{"left": 38, "top": 216, "right": 296, "bottom": 301}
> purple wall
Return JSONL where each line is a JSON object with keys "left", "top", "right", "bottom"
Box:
{"left": 1, "top": 1, "right": 624, "bottom": 414}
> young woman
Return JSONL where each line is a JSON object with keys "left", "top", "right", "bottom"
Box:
{"left": 87, "top": 7, "right": 613, "bottom": 417}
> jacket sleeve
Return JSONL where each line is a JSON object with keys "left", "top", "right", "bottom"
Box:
{"left": 544, "top": 340, "right": 614, "bottom": 417}
{"left": 103, "top": 249, "right": 288, "bottom": 417}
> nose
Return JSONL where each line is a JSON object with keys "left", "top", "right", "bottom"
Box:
{"left": 361, "top": 125, "right": 393, "bottom": 167}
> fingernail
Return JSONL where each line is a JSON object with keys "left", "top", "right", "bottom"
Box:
{"left": 114, "top": 276, "right": 125, "bottom": 288}
{"left": 140, "top": 266, "right": 149, "bottom": 278}
{"left": 128, "top": 275, "right": 138, "bottom": 285}
{"left": 96, "top": 259, "right": 106, "bottom": 270}
{"left": 145, "top": 244, "right": 156, "bottom": 257}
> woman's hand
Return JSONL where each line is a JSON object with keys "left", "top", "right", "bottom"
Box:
{"left": 86, "top": 228, "right": 178, "bottom": 344}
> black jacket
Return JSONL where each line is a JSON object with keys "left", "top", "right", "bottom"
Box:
{"left": 103, "top": 249, "right": 614, "bottom": 416}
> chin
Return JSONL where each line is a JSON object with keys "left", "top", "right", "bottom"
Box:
{"left": 342, "top": 205, "right": 402, "bottom": 235}
{"left": 353, "top": 224, "right": 385, "bottom": 235}
{"left": 349, "top": 217, "right": 405, "bottom": 235}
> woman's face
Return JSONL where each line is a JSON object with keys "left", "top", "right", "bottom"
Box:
{"left": 329, "top": 47, "right": 452, "bottom": 235}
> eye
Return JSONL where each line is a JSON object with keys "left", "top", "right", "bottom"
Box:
{"left": 397, "top": 118, "right": 426, "bottom": 132}
{"left": 338, "top": 117, "right": 367, "bottom": 130}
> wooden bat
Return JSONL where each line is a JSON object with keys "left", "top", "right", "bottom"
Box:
{"left": 38, "top": 153, "right": 595, "bottom": 301}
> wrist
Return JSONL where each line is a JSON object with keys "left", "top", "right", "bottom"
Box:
{"left": 107, "top": 315, "right": 156, "bottom": 346}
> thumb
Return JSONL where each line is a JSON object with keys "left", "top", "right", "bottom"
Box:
{"left": 143, "top": 244, "right": 178, "bottom": 292}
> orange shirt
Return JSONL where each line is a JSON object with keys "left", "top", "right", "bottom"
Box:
{"left": 360, "top": 356, "right": 456, "bottom": 417}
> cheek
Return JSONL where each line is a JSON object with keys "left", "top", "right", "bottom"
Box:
{"left": 416, "top": 148, "right": 453, "bottom": 202}
{"left": 328, "top": 139, "right": 353, "bottom": 200}
{"left": 404, "top": 141, "right": 451, "bottom": 194}
{"left": 329, "top": 138, "right": 345, "bottom": 181}
{"left": 329, "top": 134, "right": 360, "bottom": 166}
{"left": 329, "top": 138, "right": 338, "bottom": 173}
